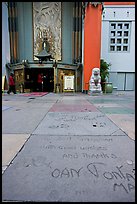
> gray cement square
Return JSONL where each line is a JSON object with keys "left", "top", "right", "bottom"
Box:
{"left": 2, "top": 106, "right": 12, "bottom": 111}
{"left": 2, "top": 101, "right": 29, "bottom": 107}
{"left": 33, "top": 112, "right": 126, "bottom": 136}
{"left": 2, "top": 135, "right": 135, "bottom": 202}
{"left": 2, "top": 134, "right": 30, "bottom": 167}
{"left": 2, "top": 107, "right": 49, "bottom": 134}
{"left": 93, "top": 103, "right": 121, "bottom": 108}
{"left": 99, "top": 107, "right": 135, "bottom": 114}
{"left": 106, "top": 114, "right": 135, "bottom": 140}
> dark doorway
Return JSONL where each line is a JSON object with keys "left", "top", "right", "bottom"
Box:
{"left": 30, "top": 68, "right": 54, "bottom": 92}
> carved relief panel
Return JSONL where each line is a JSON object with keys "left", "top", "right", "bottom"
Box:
{"left": 33, "top": 2, "right": 62, "bottom": 60}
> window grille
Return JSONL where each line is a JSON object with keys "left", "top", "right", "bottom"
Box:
{"left": 109, "top": 22, "right": 131, "bottom": 52}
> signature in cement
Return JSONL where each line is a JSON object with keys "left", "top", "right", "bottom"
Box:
{"left": 51, "top": 162, "right": 135, "bottom": 194}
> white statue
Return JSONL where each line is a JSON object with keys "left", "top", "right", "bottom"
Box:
{"left": 89, "top": 68, "right": 102, "bottom": 95}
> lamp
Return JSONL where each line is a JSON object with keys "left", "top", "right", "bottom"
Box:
{"left": 35, "top": 49, "right": 52, "bottom": 64}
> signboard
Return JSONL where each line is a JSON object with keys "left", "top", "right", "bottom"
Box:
{"left": 64, "top": 75, "right": 74, "bottom": 91}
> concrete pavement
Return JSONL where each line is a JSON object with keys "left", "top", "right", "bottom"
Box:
{"left": 2, "top": 91, "right": 135, "bottom": 202}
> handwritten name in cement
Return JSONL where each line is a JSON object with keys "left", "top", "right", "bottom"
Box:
{"left": 51, "top": 162, "right": 135, "bottom": 194}
{"left": 54, "top": 114, "right": 105, "bottom": 122}
{"left": 42, "top": 144, "right": 107, "bottom": 151}
{"left": 43, "top": 136, "right": 113, "bottom": 142}
{"left": 63, "top": 152, "right": 117, "bottom": 159}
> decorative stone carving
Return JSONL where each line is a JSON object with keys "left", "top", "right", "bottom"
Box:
{"left": 89, "top": 68, "right": 102, "bottom": 95}
{"left": 91, "top": 2, "right": 102, "bottom": 7}
{"left": 33, "top": 2, "right": 61, "bottom": 60}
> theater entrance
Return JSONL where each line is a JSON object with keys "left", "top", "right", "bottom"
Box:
{"left": 31, "top": 68, "right": 54, "bottom": 92}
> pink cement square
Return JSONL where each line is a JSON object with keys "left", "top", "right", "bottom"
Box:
{"left": 49, "top": 104, "right": 99, "bottom": 112}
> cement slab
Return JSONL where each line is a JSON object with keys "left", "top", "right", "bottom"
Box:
{"left": 49, "top": 104, "right": 99, "bottom": 112}
{"left": 2, "top": 135, "right": 135, "bottom": 202}
{"left": 106, "top": 114, "right": 135, "bottom": 140}
{"left": 14, "top": 102, "right": 54, "bottom": 109}
{"left": 3, "top": 102, "right": 53, "bottom": 110}
{"left": 2, "top": 101, "right": 28, "bottom": 106}
{"left": 56, "top": 101, "right": 91, "bottom": 105}
{"left": 33, "top": 112, "right": 126, "bottom": 136}
{"left": 2, "top": 107, "right": 49, "bottom": 134}
{"left": 29, "top": 98, "right": 61, "bottom": 103}
{"left": 93, "top": 103, "right": 122, "bottom": 108}
{"left": 2, "top": 134, "right": 30, "bottom": 172}
{"left": 2, "top": 95, "right": 30, "bottom": 101}
{"left": 87, "top": 98, "right": 132, "bottom": 104}
{"left": 2, "top": 106, "right": 12, "bottom": 111}
{"left": 98, "top": 107, "right": 134, "bottom": 114}
{"left": 61, "top": 98, "right": 87, "bottom": 103}
{"left": 122, "top": 103, "right": 135, "bottom": 109}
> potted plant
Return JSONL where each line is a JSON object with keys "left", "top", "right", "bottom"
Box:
{"left": 100, "top": 59, "right": 113, "bottom": 93}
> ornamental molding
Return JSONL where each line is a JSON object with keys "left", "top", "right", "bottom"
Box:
{"left": 82, "top": 2, "right": 104, "bottom": 19}
{"left": 90, "top": 2, "right": 102, "bottom": 7}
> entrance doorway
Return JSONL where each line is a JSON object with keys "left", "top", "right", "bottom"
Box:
{"left": 31, "top": 68, "right": 54, "bottom": 92}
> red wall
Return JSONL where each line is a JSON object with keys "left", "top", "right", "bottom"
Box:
{"left": 83, "top": 4, "right": 102, "bottom": 91}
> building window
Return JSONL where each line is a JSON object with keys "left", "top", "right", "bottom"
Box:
{"left": 111, "top": 23, "right": 116, "bottom": 29}
{"left": 110, "top": 46, "right": 115, "bottom": 51}
{"left": 109, "top": 22, "right": 131, "bottom": 52}
{"left": 123, "top": 39, "right": 128, "bottom": 44}
{"left": 111, "top": 38, "right": 115, "bottom": 44}
{"left": 117, "top": 31, "right": 122, "bottom": 36}
{"left": 117, "top": 46, "right": 121, "bottom": 51}
{"left": 111, "top": 31, "right": 115, "bottom": 37}
{"left": 117, "top": 39, "right": 122, "bottom": 44}
{"left": 124, "top": 23, "right": 129, "bottom": 29}
{"left": 123, "top": 46, "right": 128, "bottom": 51}
{"left": 124, "top": 31, "right": 128, "bottom": 36}
{"left": 118, "top": 23, "right": 122, "bottom": 29}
